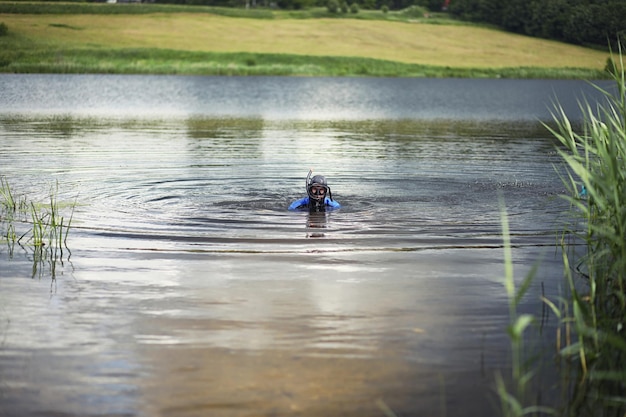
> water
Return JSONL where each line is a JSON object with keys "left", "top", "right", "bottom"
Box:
{"left": 0, "top": 74, "right": 606, "bottom": 417}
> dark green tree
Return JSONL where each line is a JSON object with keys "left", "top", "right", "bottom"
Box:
{"left": 501, "top": 0, "right": 533, "bottom": 33}
{"left": 414, "top": 0, "right": 446, "bottom": 12}
{"left": 448, "top": 0, "right": 624, "bottom": 49}
{"left": 525, "top": 0, "right": 571, "bottom": 40}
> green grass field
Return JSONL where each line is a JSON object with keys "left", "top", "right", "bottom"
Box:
{"left": 0, "top": 4, "right": 613, "bottom": 78}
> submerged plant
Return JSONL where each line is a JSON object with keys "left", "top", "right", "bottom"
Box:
{"left": 0, "top": 176, "right": 27, "bottom": 214}
{"left": 1, "top": 176, "right": 15, "bottom": 212}
{"left": 1, "top": 176, "right": 75, "bottom": 279}
{"left": 544, "top": 44, "right": 626, "bottom": 416}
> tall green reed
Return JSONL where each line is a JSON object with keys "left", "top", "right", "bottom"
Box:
{"left": 496, "top": 196, "right": 554, "bottom": 417}
{"left": 1, "top": 177, "right": 74, "bottom": 279}
{"left": 0, "top": 176, "right": 16, "bottom": 212}
{"left": 1, "top": 177, "right": 26, "bottom": 247}
{"left": 543, "top": 44, "right": 626, "bottom": 416}
{"left": 1, "top": 176, "right": 27, "bottom": 214}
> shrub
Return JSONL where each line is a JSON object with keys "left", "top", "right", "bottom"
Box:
{"left": 340, "top": 1, "right": 348, "bottom": 13}
{"left": 381, "top": 4, "right": 388, "bottom": 13}
{"left": 399, "top": 5, "right": 426, "bottom": 18}
{"left": 0, "top": 22, "right": 8, "bottom": 36}
{"left": 326, "top": 0, "right": 338, "bottom": 13}
{"left": 350, "top": 2, "right": 358, "bottom": 13}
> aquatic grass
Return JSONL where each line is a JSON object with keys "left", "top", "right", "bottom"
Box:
{"left": 543, "top": 44, "right": 626, "bottom": 416}
{"left": 1, "top": 177, "right": 75, "bottom": 279}
{"left": 495, "top": 196, "right": 555, "bottom": 417}
{"left": 0, "top": 176, "right": 16, "bottom": 212}
{"left": 1, "top": 177, "right": 27, "bottom": 242}
{"left": 21, "top": 182, "right": 74, "bottom": 251}
{"left": 1, "top": 177, "right": 16, "bottom": 257}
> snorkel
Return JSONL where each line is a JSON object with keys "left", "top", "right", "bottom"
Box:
{"left": 306, "top": 169, "right": 313, "bottom": 194}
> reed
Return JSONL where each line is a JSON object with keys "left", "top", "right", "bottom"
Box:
{"left": 0, "top": 177, "right": 75, "bottom": 279}
{"left": 495, "top": 197, "right": 555, "bottom": 417}
{"left": 543, "top": 44, "right": 626, "bottom": 416}
{"left": 0, "top": 176, "right": 17, "bottom": 212}
{"left": 1, "top": 177, "right": 27, "bottom": 241}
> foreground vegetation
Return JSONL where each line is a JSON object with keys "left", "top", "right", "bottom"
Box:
{"left": 548, "top": 50, "right": 626, "bottom": 416}
{"left": 0, "top": 2, "right": 612, "bottom": 78}
{"left": 497, "top": 49, "right": 626, "bottom": 417}
{"left": 1, "top": 177, "right": 74, "bottom": 279}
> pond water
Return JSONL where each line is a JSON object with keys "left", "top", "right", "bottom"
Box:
{"left": 0, "top": 74, "right": 608, "bottom": 417}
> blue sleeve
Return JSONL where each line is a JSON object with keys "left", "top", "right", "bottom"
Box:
{"left": 325, "top": 198, "right": 341, "bottom": 209}
{"left": 289, "top": 197, "right": 309, "bottom": 210}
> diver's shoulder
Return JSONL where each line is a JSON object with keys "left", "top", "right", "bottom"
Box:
{"left": 289, "top": 197, "right": 309, "bottom": 210}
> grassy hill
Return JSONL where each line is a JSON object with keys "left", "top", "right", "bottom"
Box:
{"left": 0, "top": 4, "right": 612, "bottom": 78}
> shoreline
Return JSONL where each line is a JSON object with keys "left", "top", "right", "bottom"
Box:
{"left": 0, "top": 49, "right": 608, "bottom": 79}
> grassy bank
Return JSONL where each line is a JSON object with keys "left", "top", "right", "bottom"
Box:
{"left": 0, "top": 47, "right": 607, "bottom": 78}
{"left": 0, "top": 4, "right": 612, "bottom": 78}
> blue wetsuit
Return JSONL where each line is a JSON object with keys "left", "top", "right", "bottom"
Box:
{"left": 288, "top": 197, "right": 341, "bottom": 211}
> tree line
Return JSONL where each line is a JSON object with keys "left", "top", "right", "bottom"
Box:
{"left": 149, "top": 0, "right": 624, "bottom": 49}
{"left": 447, "top": 0, "right": 626, "bottom": 50}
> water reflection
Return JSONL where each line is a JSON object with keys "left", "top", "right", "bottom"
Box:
{"left": 0, "top": 75, "right": 585, "bottom": 417}
{"left": 0, "top": 74, "right": 613, "bottom": 120}
{"left": 185, "top": 116, "right": 265, "bottom": 139}
{"left": 306, "top": 211, "right": 328, "bottom": 238}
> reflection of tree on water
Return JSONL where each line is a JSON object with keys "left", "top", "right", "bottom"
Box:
{"left": 184, "top": 117, "right": 264, "bottom": 159}
{"left": 306, "top": 211, "right": 328, "bottom": 238}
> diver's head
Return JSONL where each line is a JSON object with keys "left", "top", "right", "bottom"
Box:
{"left": 306, "top": 172, "right": 331, "bottom": 202}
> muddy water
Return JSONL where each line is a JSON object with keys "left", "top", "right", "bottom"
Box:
{"left": 0, "top": 74, "right": 603, "bottom": 417}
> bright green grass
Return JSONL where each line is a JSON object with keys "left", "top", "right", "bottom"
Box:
{"left": 0, "top": 46, "right": 608, "bottom": 78}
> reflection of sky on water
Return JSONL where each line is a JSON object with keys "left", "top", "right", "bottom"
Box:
{"left": 0, "top": 75, "right": 580, "bottom": 416}
{"left": 0, "top": 73, "right": 613, "bottom": 121}
{"left": 42, "top": 244, "right": 555, "bottom": 363}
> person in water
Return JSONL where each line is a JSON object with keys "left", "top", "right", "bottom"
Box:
{"left": 289, "top": 170, "right": 341, "bottom": 212}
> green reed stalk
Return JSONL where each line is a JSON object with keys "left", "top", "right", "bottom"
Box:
{"left": 545, "top": 44, "right": 626, "bottom": 416}
{"left": 48, "top": 183, "right": 59, "bottom": 250}
{"left": 0, "top": 176, "right": 16, "bottom": 212}
{"left": 1, "top": 178, "right": 74, "bottom": 279}
{"left": 6, "top": 222, "right": 16, "bottom": 242}
{"left": 0, "top": 177, "right": 76, "bottom": 280}
{"left": 64, "top": 204, "right": 73, "bottom": 247}
{"left": 496, "top": 197, "right": 554, "bottom": 417}
{"left": 29, "top": 201, "right": 44, "bottom": 247}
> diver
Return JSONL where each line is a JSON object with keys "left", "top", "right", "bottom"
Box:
{"left": 288, "top": 170, "right": 341, "bottom": 212}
